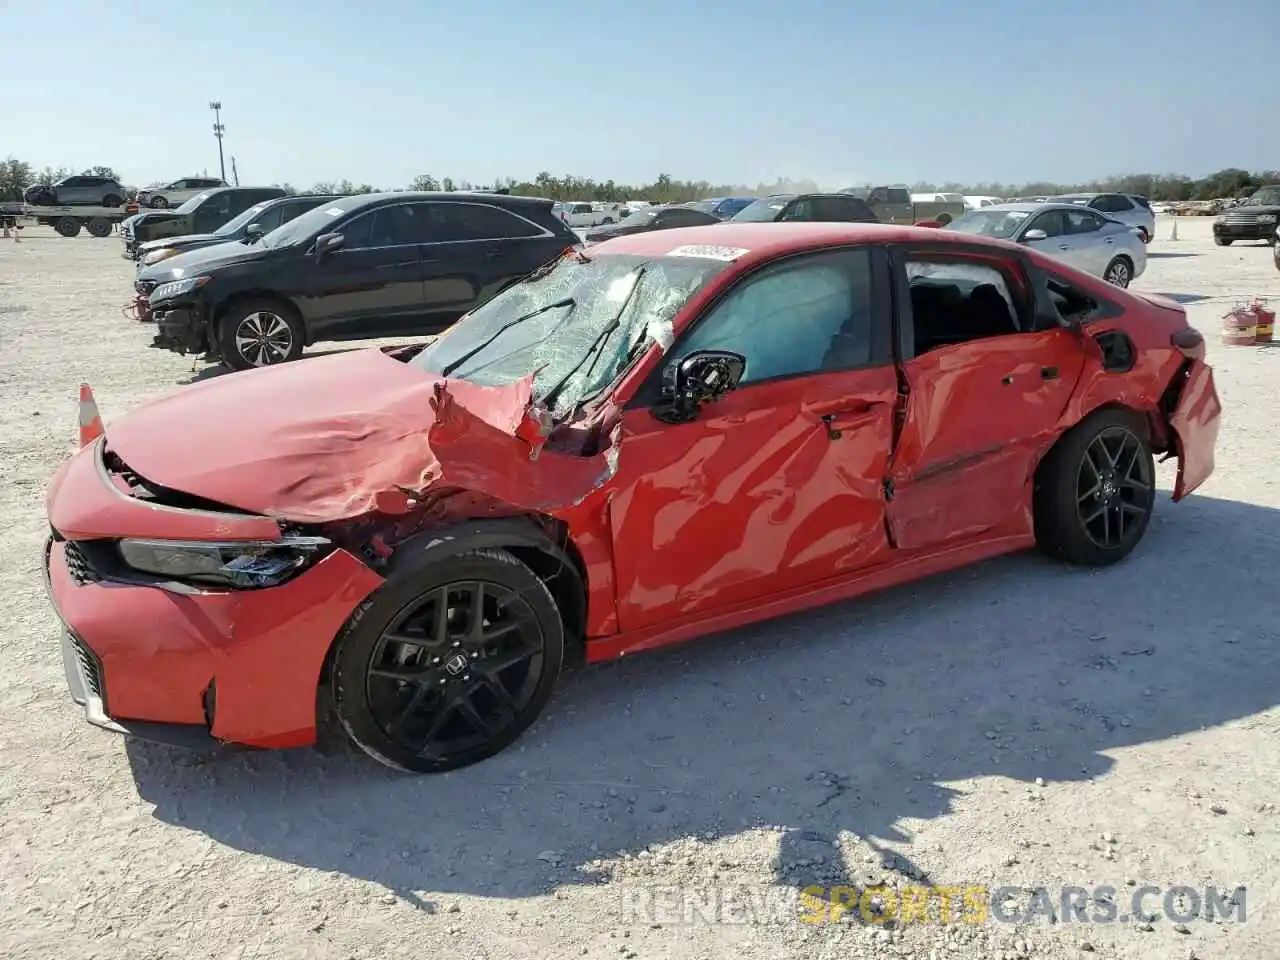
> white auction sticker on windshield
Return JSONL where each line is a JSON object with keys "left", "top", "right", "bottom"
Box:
{"left": 665, "top": 244, "right": 750, "bottom": 261}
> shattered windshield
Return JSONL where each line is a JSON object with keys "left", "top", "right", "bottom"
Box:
{"left": 413, "top": 252, "right": 729, "bottom": 416}
{"left": 948, "top": 209, "right": 1030, "bottom": 239}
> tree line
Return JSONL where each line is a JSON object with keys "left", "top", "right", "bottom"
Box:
{"left": 3, "top": 156, "right": 1278, "bottom": 205}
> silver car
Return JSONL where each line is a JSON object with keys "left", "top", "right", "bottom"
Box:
{"left": 946, "top": 202, "right": 1147, "bottom": 287}
{"left": 1047, "top": 192, "right": 1155, "bottom": 243}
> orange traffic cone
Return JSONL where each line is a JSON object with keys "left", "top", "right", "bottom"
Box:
{"left": 78, "top": 383, "right": 104, "bottom": 447}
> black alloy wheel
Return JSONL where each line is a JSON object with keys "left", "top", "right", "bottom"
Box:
{"left": 1074, "top": 426, "right": 1154, "bottom": 551}
{"left": 332, "top": 548, "right": 564, "bottom": 773}
{"left": 1034, "top": 408, "right": 1156, "bottom": 566}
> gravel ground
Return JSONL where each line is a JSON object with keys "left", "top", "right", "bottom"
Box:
{"left": 1, "top": 217, "right": 1278, "bottom": 960}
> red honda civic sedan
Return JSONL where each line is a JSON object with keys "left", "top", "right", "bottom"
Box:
{"left": 45, "top": 223, "right": 1222, "bottom": 774}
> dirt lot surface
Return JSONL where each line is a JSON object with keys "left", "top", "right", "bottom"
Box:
{"left": 1, "top": 218, "right": 1278, "bottom": 960}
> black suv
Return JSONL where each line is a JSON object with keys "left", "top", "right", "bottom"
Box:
{"left": 728, "top": 193, "right": 878, "bottom": 223}
{"left": 146, "top": 192, "right": 580, "bottom": 370}
{"left": 122, "top": 187, "right": 286, "bottom": 259}
{"left": 134, "top": 194, "right": 347, "bottom": 269}
{"left": 1215, "top": 184, "right": 1280, "bottom": 246}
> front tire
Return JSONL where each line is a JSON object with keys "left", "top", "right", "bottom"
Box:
{"left": 936, "top": 212, "right": 953, "bottom": 226}
{"left": 1215, "top": 236, "right": 1232, "bottom": 246}
{"left": 1103, "top": 256, "right": 1133, "bottom": 287}
{"left": 216, "top": 298, "right": 304, "bottom": 370}
{"left": 331, "top": 548, "right": 565, "bottom": 774}
{"left": 1034, "top": 408, "right": 1155, "bottom": 566}
{"left": 54, "top": 217, "right": 81, "bottom": 237}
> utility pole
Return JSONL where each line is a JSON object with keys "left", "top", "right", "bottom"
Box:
{"left": 209, "top": 101, "right": 226, "bottom": 182}
{"left": 230, "top": 156, "right": 239, "bottom": 186}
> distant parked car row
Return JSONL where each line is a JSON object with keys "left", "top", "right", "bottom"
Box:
{"left": 122, "top": 183, "right": 1152, "bottom": 376}
{"left": 139, "top": 192, "right": 580, "bottom": 370}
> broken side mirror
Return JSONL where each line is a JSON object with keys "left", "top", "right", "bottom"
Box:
{"left": 1022, "top": 228, "right": 1048, "bottom": 242}
{"left": 313, "top": 232, "right": 344, "bottom": 261}
{"left": 653, "top": 349, "right": 747, "bottom": 424}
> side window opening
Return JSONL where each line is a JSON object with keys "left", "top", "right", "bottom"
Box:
{"left": 674, "top": 248, "right": 875, "bottom": 384}
{"left": 1046, "top": 276, "right": 1099, "bottom": 325}
{"left": 905, "top": 258, "right": 1024, "bottom": 355}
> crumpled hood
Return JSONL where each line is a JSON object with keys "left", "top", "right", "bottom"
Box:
{"left": 103, "top": 349, "right": 618, "bottom": 523}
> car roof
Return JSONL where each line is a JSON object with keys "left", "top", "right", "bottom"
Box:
{"left": 325, "top": 191, "right": 559, "bottom": 214}
{"left": 975, "top": 201, "right": 1103, "bottom": 214}
{"left": 592, "top": 222, "right": 1003, "bottom": 266}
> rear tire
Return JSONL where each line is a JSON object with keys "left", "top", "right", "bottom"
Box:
{"left": 331, "top": 548, "right": 564, "bottom": 774}
{"left": 150, "top": 196, "right": 169, "bottom": 209}
{"left": 1034, "top": 407, "right": 1155, "bottom": 567}
{"left": 54, "top": 217, "right": 81, "bottom": 237}
{"left": 1215, "top": 237, "right": 1232, "bottom": 246}
{"left": 85, "top": 217, "right": 112, "bottom": 238}
{"left": 216, "top": 298, "right": 305, "bottom": 371}
{"left": 936, "top": 212, "right": 953, "bottom": 226}
{"left": 102, "top": 194, "right": 123, "bottom": 208}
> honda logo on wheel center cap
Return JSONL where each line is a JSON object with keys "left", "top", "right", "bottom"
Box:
{"left": 444, "top": 653, "right": 468, "bottom": 676}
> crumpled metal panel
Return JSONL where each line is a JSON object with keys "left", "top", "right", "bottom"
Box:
{"left": 101, "top": 349, "right": 618, "bottom": 524}
{"left": 604, "top": 367, "right": 898, "bottom": 632}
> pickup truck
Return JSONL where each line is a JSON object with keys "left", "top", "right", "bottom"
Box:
{"left": 839, "top": 185, "right": 967, "bottom": 225}
{"left": 120, "top": 186, "right": 285, "bottom": 259}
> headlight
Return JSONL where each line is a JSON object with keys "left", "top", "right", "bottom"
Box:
{"left": 117, "top": 535, "right": 331, "bottom": 588}
{"left": 150, "top": 276, "right": 209, "bottom": 302}
{"left": 141, "top": 247, "right": 180, "bottom": 266}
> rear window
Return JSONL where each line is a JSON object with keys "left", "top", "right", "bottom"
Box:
{"left": 1131, "top": 196, "right": 1151, "bottom": 210}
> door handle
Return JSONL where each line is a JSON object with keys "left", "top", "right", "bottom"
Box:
{"left": 1057, "top": 244, "right": 1070, "bottom": 250}
{"left": 1104, "top": 237, "right": 1114, "bottom": 244}
{"left": 485, "top": 247, "right": 507, "bottom": 258}
{"left": 1041, "top": 366, "right": 1059, "bottom": 380}
{"left": 819, "top": 402, "right": 886, "bottom": 439}
{"left": 1001, "top": 374, "right": 1015, "bottom": 385}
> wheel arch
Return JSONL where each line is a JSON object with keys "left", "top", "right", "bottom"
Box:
{"left": 1035, "top": 400, "right": 1158, "bottom": 488}
{"left": 318, "top": 515, "right": 589, "bottom": 684}
{"left": 212, "top": 290, "right": 303, "bottom": 341}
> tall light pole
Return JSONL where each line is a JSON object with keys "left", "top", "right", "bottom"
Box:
{"left": 209, "top": 101, "right": 226, "bottom": 182}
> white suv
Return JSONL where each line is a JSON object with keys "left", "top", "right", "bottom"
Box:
{"left": 1050, "top": 192, "right": 1156, "bottom": 243}
{"left": 136, "top": 176, "right": 229, "bottom": 209}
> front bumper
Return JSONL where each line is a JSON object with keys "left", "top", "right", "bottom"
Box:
{"left": 150, "top": 303, "right": 208, "bottom": 355}
{"left": 1214, "top": 220, "right": 1277, "bottom": 241}
{"left": 45, "top": 534, "right": 382, "bottom": 750}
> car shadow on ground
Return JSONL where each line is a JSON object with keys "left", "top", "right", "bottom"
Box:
{"left": 1151, "top": 291, "right": 1213, "bottom": 305}
{"left": 1145, "top": 252, "right": 1200, "bottom": 259}
{"left": 127, "top": 493, "right": 1279, "bottom": 908}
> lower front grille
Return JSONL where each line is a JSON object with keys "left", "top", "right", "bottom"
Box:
{"left": 70, "top": 633, "right": 105, "bottom": 702}
{"left": 64, "top": 541, "right": 103, "bottom": 585}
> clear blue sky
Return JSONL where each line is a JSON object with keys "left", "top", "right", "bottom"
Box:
{"left": 5, "top": 0, "right": 1276, "bottom": 190}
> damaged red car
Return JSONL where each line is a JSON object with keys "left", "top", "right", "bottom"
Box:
{"left": 45, "top": 223, "right": 1222, "bottom": 773}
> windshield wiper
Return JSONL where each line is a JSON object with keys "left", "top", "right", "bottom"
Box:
{"left": 440, "top": 298, "right": 576, "bottom": 378}
{"left": 540, "top": 267, "right": 647, "bottom": 414}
